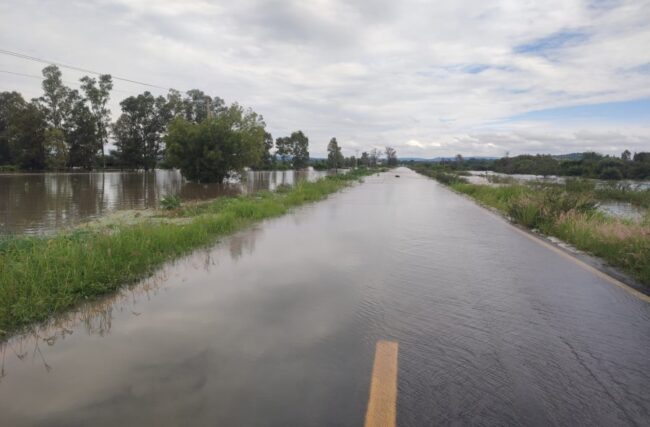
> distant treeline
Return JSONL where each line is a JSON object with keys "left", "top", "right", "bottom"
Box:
{"left": 0, "top": 65, "right": 397, "bottom": 181}
{"left": 409, "top": 152, "right": 650, "bottom": 180}
{"left": 492, "top": 152, "right": 650, "bottom": 180}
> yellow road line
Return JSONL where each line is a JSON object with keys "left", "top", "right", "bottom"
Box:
{"left": 365, "top": 340, "right": 399, "bottom": 427}
{"left": 508, "top": 222, "right": 650, "bottom": 303}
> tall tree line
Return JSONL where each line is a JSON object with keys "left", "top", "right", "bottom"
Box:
{"left": 0, "top": 65, "right": 113, "bottom": 170}
{"left": 2, "top": 65, "right": 396, "bottom": 181}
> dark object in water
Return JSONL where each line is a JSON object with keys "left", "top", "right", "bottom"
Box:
{"left": 395, "top": 175, "right": 400, "bottom": 178}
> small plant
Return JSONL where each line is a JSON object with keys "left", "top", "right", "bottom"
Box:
{"left": 160, "top": 195, "right": 182, "bottom": 210}
{"left": 275, "top": 184, "right": 293, "bottom": 193}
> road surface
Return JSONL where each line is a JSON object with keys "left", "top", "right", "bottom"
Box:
{"left": 1, "top": 167, "right": 648, "bottom": 426}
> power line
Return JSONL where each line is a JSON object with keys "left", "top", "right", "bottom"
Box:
{"left": 0, "top": 69, "right": 147, "bottom": 96}
{"left": 0, "top": 48, "right": 171, "bottom": 91}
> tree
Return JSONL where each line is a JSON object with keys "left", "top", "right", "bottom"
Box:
{"left": 66, "top": 97, "right": 97, "bottom": 170}
{"left": 275, "top": 130, "right": 310, "bottom": 169}
{"left": 44, "top": 128, "right": 68, "bottom": 170}
{"left": 621, "top": 149, "right": 631, "bottom": 161}
{"left": 327, "top": 137, "right": 344, "bottom": 169}
{"left": 347, "top": 155, "right": 357, "bottom": 168}
{"left": 275, "top": 136, "right": 292, "bottom": 165}
{"left": 166, "top": 89, "right": 186, "bottom": 119}
{"left": 0, "top": 91, "right": 27, "bottom": 165}
{"left": 290, "top": 131, "right": 310, "bottom": 169}
{"left": 385, "top": 146, "right": 398, "bottom": 166}
{"left": 10, "top": 101, "right": 47, "bottom": 170}
{"left": 113, "top": 91, "right": 170, "bottom": 170}
{"left": 360, "top": 151, "right": 369, "bottom": 167}
{"left": 255, "top": 131, "right": 275, "bottom": 170}
{"left": 633, "top": 152, "right": 650, "bottom": 163}
{"left": 369, "top": 148, "right": 381, "bottom": 167}
{"left": 0, "top": 92, "right": 47, "bottom": 169}
{"left": 183, "top": 89, "right": 225, "bottom": 123}
{"left": 80, "top": 74, "right": 113, "bottom": 167}
{"left": 165, "top": 103, "right": 266, "bottom": 182}
{"left": 38, "top": 65, "right": 74, "bottom": 129}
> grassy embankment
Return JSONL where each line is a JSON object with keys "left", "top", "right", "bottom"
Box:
{"left": 0, "top": 168, "right": 377, "bottom": 336}
{"left": 412, "top": 165, "right": 650, "bottom": 286}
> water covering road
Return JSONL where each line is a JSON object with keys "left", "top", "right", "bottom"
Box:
{"left": 1, "top": 167, "right": 649, "bottom": 426}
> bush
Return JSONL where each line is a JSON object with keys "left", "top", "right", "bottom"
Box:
{"left": 599, "top": 167, "right": 623, "bottom": 180}
{"left": 160, "top": 195, "right": 182, "bottom": 210}
{"left": 0, "top": 165, "right": 18, "bottom": 172}
{"left": 508, "top": 196, "right": 543, "bottom": 228}
{"left": 505, "top": 189, "right": 596, "bottom": 229}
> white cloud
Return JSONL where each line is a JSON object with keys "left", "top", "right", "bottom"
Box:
{"left": 1, "top": 0, "right": 649, "bottom": 157}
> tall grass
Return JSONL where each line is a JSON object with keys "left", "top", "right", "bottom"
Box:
{"left": 0, "top": 169, "right": 374, "bottom": 335}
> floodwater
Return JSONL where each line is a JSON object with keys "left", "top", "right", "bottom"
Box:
{"left": 468, "top": 170, "right": 650, "bottom": 190}
{"left": 598, "top": 201, "right": 646, "bottom": 222}
{"left": 0, "top": 169, "right": 332, "bottom": 235}
{"left": 1, "top": 168, "right": 649, "bottom": 426}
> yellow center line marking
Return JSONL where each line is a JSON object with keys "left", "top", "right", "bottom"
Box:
{"left": 365, "top": 340, "right": 399, "bottom": 427}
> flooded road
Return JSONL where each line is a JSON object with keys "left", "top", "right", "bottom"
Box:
{"left": 1, "top": 167, "right": 649, "bottom": 426}
{"left": 0, "top": 169, "right": 332, "bottom": 235}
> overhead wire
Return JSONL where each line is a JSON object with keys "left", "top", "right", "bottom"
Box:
{"left": 0, "top": 69, "right": 151, "bottom": 96}
{"left": 0, "top": 48, "right": 172, "bottom": 91}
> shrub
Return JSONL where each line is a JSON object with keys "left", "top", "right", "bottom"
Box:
{"left": 599, "top": 167, "right": 623, "bottom": 180}
{"left": 0, "top": 165, "right": 18, "bottom": 172}
{"left": 160, "top": 195, "right": 182, "bottom": 210}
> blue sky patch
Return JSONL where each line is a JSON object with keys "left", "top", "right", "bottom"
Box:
{"left": 508, "top": 98, "right": 650, "bottom": 124}
{"left": 514, "top": 31, "right": 589, "bottom": 55}
{"left": 462, "top": 64, "right": 490, "bottom": 74}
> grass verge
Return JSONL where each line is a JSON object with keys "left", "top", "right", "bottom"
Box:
{"left": 412, "top": 165, "right": 650, "bottom": 287}
{"left": 0, "top": 168, "right": 376, "bottom": 336}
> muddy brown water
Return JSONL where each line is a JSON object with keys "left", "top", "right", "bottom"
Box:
{"left": 1, "top": 168, "right": 649, "bottom": 426}
{"left": 0, "top": 169, "right": 333, "bottom": 235}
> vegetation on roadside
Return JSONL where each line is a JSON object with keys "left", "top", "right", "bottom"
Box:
{"left": 0, "top": 168, "right": 376, "bottom": 336}
{"left": 412, "top": 164, "right": 650, "bottom": 286}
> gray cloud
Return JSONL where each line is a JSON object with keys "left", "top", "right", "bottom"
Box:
{"left": 1, "top": 0, "right": 649, "bottom": 157}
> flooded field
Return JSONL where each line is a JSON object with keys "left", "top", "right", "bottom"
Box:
{"left": 467, "top": 170, "right": 650, "bottom": 190}
{"left": 597, "top": 201, "right": 646, "bottom": 221}
{"left": 0, "top": 169, "right": 333, "bottom": 235}
{"left": 1, "top": 168, "right": 648, "bottom": 426}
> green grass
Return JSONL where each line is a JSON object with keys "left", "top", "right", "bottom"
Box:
{"left": 0, "top": 168, "right": 375, "bottom": 336}
{"left": 412, "top": 166, "right": 650, "bottom": 287}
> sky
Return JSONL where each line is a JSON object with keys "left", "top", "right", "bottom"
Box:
{"left": 1, "top": 0, "right": 649, "bottom": 158}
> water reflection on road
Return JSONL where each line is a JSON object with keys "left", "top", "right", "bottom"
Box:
{"left": 0, "top": 168, "right": 649, "bottom": 426}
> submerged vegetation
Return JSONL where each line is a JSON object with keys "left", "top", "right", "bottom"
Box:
{"left": 0, "top": 168, "right": 376, "bottom": 336}
{"left": 412, "top": 164, "right": 650, "bottom": 286}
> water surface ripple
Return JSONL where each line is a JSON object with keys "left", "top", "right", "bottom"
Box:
{"left": 1, "top": 168, "right": 648, "bottom": 426}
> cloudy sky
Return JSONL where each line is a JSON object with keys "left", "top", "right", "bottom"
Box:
{"left": 1, "top": 0, "right": 649, "bottom": 158}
